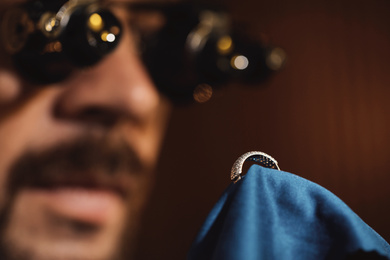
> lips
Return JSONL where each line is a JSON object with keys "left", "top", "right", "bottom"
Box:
{"left": 6, "top": 136, "right": 144, "bottom": 224}
{"left": 20, "top": 187, "right": 125, "bottom": 225}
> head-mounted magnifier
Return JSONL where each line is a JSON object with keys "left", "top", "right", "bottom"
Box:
{"left": 0, "top": 0, "right": 286, "bottom": 104}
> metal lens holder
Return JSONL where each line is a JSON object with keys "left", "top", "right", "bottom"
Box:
{"left": 1, "top": 0, "right": 122, "bottom": 83}
{"left": 139, "top": 3, "right": 286, "bottom": 104}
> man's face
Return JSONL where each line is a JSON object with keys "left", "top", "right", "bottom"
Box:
{"left": 0, "top": 1, "right": 171, "bottom": 259}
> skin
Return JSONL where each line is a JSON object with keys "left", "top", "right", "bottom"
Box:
{"left": 0, "top": 1, "right": 171, "bottom": 259}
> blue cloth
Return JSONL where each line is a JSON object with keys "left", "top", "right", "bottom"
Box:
{"left": 188, "top": 165, "right": 390, "bottom": 260}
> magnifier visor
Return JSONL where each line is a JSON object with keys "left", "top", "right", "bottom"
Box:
{"left": 0, "top": 0, "right": 286, "bottom": 104}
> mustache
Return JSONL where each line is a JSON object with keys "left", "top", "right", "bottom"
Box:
{"left": 6, "top": 136, "right": 145, "bottom": 197}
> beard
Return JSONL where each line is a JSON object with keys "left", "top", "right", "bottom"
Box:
{"left": 0, "top": 135, "right": 150, "bottom": 260}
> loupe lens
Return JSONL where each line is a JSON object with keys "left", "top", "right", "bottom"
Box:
{"left": 61, "top": 7, "right": 122, "bottom": 67}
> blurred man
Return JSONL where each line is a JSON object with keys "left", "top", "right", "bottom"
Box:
{"left": 0, "top": 0, "right": 171, "bottom": 259}
{"left": 2, "top": 0, "right": 390, "bottom": 260}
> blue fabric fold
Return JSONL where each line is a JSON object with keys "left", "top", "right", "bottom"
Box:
{"left": 188, "top": 165, "right": 390, "bottom": 260}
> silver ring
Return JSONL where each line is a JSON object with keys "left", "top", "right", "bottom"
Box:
{"left": 231, "top": 151, "right": 280, "bottom": 183}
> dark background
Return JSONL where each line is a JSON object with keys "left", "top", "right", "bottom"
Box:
{"left": 136, "top": 0, "right": 390, "bottom": 258}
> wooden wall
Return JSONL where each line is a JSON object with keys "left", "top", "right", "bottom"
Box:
{"left": 136, "top": 0, "right": 390, "bottom": 258}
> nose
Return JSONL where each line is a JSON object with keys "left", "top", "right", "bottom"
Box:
{"left": 53, "top": 25, "right": 161, "bottom": 127}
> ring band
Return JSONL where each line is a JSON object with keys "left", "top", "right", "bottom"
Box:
{"left": 231, "top": 151, "right": 280, "bottom": 183}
